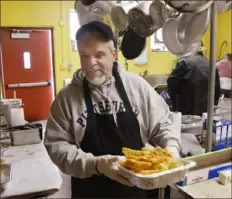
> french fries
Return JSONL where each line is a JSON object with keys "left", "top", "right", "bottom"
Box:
{"left": 119, "top": 147, "right": 180, "bottom": 175}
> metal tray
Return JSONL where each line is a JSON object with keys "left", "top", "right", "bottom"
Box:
{"left": 0, "top": 163, "right": 12, "bottom": 191}
{"left": 181, "top": 115, "right": 203, "bottom": 130}
{"left": 117, "top": 159, "right": 196, "bottom": 190}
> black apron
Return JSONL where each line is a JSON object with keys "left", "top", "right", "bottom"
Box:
{"left": 71, "top": 65, "right": 147, "bottom": 198}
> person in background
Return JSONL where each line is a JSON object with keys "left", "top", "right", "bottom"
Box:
{"left": 167, "top": 41, "right": 221, "bottom": 116}
{"left": 44, "top": 21, "right": 181, "bottom": 198}
{"left": 216, "top": 53, "right": 232, "bottom": 98}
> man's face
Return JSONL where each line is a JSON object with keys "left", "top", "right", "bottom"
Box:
{"left": 78, "top": 35, "right": 116, "bottom": 86}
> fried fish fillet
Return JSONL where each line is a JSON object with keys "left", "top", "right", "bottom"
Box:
{"left": 123, "top": 159, "right": 153, "bottom": 173}
{"left": 122, "top": 147, "right": 151, "bottom": 158}
{"left": 120, "top": 147, "right": 181, "bottom": 175}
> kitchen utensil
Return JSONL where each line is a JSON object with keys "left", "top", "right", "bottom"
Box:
{"left": 75, "top": 1, "right": 116, "bottom": 26}
{"left": 75, "top": 1, "right": 104, "bottom": 25}
{"left": 149, "top": 0, "right": 175, "bottom": 27}
{"left": 128, "top": 1, "right": 160, "bottom": 37}
{"left": 10, "top": 123, "right": 43, "bottom": 146}
{"left": 111, "top": 1, "right": 138, "bottom": 31}
{"left": 162, "top": 17, "right": 201, "bottom": 57}
{"left": 81, "top": 0, "right": 96, "bottom": 6}
{"left": 181, "top": 115, "right": 203, "bottom": 135}
{"left": 164, "top": 0, "right": 213, "bottom": 14}
{"left": 111, "top": 6, "right": 128, "bottom": 31}
{"left": 216, "top": 0, "right": 232, "bottom": 13}
{"left": 118, "top": 30, "right": 126, "bottom": 38}
{"left": 177, "top": 7, "right": 211, "bottom": 44}
{"left": 121, "top": 27, "right": 146, "bottom": 60}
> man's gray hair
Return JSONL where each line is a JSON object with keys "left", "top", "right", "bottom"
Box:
{"left": 76, "top": 31, "right": 115, "bottom": 52}
{"left": 108, "top": 40, "right": 115, "bottom": 53}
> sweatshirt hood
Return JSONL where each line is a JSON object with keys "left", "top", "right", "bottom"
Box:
{"left": 71, "top": 61, "right": 124, "bottom": 88}
{"left": 71, "top": 62, "right": 125, "bottom": 127}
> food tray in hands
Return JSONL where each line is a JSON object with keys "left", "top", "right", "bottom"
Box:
{"left": 117, "top": 159, "right": 196, "bottom": 190}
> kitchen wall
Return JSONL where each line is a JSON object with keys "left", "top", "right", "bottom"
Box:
{"left": 1, "top": 1, "right": 231, "bottom": 93}
{"left": 0, "top": 1, "right": 177, "bottom": 93}
{"left": 203, "top": 10, "right": 232, "bottom": 60}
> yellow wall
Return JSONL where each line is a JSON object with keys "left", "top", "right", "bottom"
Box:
{"left": 203, "top": 10, "right": 232, "bottom": 60}
{"left": 1, "top": 1, "right": 231, "bottom": 93}
{"left": 1, "top": 1, "right": 177, "bottom": 93}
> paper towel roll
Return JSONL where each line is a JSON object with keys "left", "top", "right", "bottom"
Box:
{"left": 169, "top": 111, "right": 182, "bottom": 138}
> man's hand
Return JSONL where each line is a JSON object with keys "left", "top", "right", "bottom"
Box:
{"left": 166, "top": 146, "right": 181, "bottom": 159}
{"left": 96, "top": 155, "right": 134, "bottom": 187}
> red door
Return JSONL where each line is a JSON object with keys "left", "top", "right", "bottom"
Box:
{"left": 1, "top": 28, "right": 55, "bottom": 122}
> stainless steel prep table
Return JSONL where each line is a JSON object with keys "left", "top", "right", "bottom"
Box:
{"left": 1, "top": 143, "right": 62, "bottom": 199}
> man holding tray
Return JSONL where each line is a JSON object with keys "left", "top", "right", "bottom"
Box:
{"left": 44, "top": 21, "right": 182, "bottom": 198}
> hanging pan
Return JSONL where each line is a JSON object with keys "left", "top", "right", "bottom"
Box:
{"left": 111, "top": 1, "right": 138, "bottom": 31}
{"left": 177, "top": 7, "right": 211, "bottom": 44}
{"left": 80, "top": 0, "right": 96, "bottom": 6}
{"left": 121, "top": 27, "right": 146, "bottom": 60}
{"left": 128, "top": 1, "right": 160, "bottom": 38}
{"left": 149, "top": 0, "right": 176, "bottom": 27}
{"left": 162, "top": 17, "right": 201, "bottom": 58}
{"left": 216, "top": 1, "right": 232, "bottom": 13}
{"left": 163, "top": 0, "right": 213, "bottom": 14}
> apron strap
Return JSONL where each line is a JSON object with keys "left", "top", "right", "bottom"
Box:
{"left": 113, "top": 63, "right": 134, "bottom": 113}
{"left": 83, "top": 78, "right": 94, "bottom": 114}
{"left": 83, "top": 62, "right": 134, "bottom": 114}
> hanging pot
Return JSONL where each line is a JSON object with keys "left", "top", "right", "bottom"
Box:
{"left": 149, "top": 0, "right": 176, "bottom": 27}
{"left": 111, "top": 1, "right": 138, "bottom": 31}
{"left": 216, "top": 1, "right": 232, "bottom": 13}
{"left": 75, "top": 1, "right": 105, "bottom": 25}
{"left": 81, "top": 0, "right": 96, "bottom": 6}
{"left": 118, "top": 30, "right": 126, "bottom": 38}
{"left": 121, "top": 27, "right": 146, "bottom": 60}
{"left": 75, "top": 1, "right": 117, "bottom": 34}
{"left": 177, "top": 7, "right": 211, "bottom": 45}
{"left": 162, "top": 17, "right": 201, "bottom": 57}
{"left": 164, "top": 0, "right": 213, "bottom": 14}
{"left": 128, "top": 1, "right": 160, "bottom": 38}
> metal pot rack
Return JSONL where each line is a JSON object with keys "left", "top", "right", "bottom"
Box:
{"left": 159, "top": 2, "right": 217, "bottom": 198}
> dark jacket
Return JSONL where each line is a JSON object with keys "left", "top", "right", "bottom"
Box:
{"left": 167, "top": 54, "right": 221, "bottom": 116}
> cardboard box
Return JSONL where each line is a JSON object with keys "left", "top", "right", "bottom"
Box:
{"left": 178, "top": 148, "right": 232, "bottom": 187}
{"left": 202, "top": 119, "right": 232, "bottom": 151}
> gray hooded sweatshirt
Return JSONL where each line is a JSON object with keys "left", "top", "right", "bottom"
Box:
{"left": 44, "top": 64, "right": 181, "bottom": 179}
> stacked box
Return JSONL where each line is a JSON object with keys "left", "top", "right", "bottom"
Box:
{"left": 177, "top": 148, "right": 232, "bottom": 187}
{"left": 202, "top": 119, "right": 232, "bottom": 151}
{"left": 178, "top": 162, "right": 232, "bottom": 186}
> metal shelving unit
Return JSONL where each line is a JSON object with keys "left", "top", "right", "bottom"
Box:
{"left": 206, "top": 2, "right": 217, "bottom": 153}
{"left": 159, "top": 2, "right": 218, "bottom": 198}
